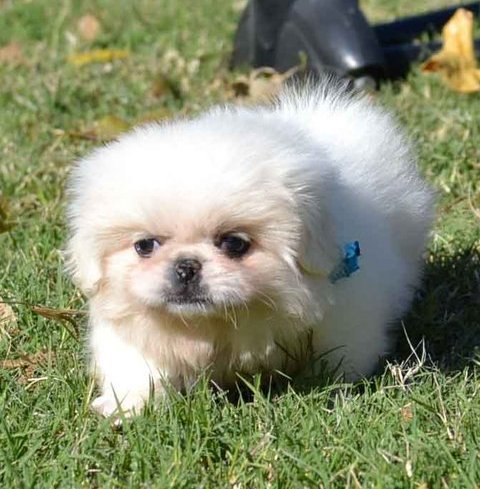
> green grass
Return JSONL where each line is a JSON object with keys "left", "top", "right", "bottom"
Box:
{"left": 1, "top": 0, "right": 479, "bottom": 487}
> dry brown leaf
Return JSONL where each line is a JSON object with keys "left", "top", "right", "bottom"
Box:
{"left": 32, "top": 306, "right": 85, "bottom": 340}
{"left": 0, "top": 195, "right": 14, "bottom": 233}
{"left": 151, "top": 77, "right": 171, "bottom": 98}
{"left": 232, "top": 66, "right": 300, "bottom": 103}
{"left": 0, "top": 299, "right": 17, "bottom": 327}
{"left": 67, "top": 49, "right": 129, "bottom": 66}
{"left": 401, "top": 403, "right": 414, "bottom": 422}
{"left": 77, "top": 14, "right": 101, "bottom": 41}
{"left": 421, "top": 8, "right": 480, "bottom": 93}
{"left": 151, "top": 74, "right": 181, "bottom": 99}
{"left": 1, "top": 349, "right": 55, "bottom": 384}
{"left": 0, "top": 41, "right": 24, "bottom": 64}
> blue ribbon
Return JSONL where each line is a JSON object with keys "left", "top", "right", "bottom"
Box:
{"left": 329, "top": 241, "right": 361, "bottom": 283}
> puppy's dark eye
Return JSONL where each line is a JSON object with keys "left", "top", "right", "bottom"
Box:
{"left": 217, "top": 233, "right": 251, "bottom": 258}
{"left": 134, "top": 238, "right": 160, "bottom": 257}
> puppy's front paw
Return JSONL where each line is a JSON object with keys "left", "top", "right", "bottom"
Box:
{"left": 91, "top": 393, "right": 145, "bottom": 419}
{"left": 91, "top": 395, "right": 121, "bottom": 417}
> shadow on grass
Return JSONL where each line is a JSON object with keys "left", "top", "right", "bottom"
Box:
{"left": 393, "top": 244, "right": 480, "bottom": 371}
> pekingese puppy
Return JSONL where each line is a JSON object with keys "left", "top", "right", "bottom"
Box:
{"left": 66, "top": 80, "right": 434, "bottom": 417}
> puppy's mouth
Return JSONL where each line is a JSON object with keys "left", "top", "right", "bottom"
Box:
{"left": 163, "top": 294, "right": 215, "bottom": 315}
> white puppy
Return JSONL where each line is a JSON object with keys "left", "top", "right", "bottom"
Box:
{"left": 66, "top": 80, "right": 434, "bottom": 417}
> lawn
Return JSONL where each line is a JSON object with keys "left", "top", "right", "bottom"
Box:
{"left": 0, "top": 0, "right": 479, "bottom": 487}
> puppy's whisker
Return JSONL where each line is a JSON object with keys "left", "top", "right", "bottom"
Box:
{"left": 232, "top": 305, "right": 240, "bottom": 330}
{"left": 178, "top": 311, "right": 192, "bottom": 329}
{"left": 240, "top": 299, "right": 250, "bottom": 319}
{"left": 232, "top": 295, "right": 249, "bottom": 315}
{"left": 221, "top": 302, "right": 229, "bottom": 323}
{"left": 257, "top": 291, "right": 277, "bottom": 311}
{"left": 229, "top": 311, "right": 238, "bottom": 330}
{"left": 223, "top": 300, "right": 239, "bottom": 330}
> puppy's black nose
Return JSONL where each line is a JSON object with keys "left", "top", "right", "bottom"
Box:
{"left": 174, "top": 258, "right": 202, "bottom": 284}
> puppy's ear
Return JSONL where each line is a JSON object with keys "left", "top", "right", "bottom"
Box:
{"left": 65, "top": 233, "right": 102, "bottom": 297}
{"left": 297, "top": 197, "right": 339, "bottom": 277}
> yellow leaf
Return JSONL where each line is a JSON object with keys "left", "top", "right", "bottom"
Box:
{"left": 77, "top": 14, "right": 101, "bottom": 41}
{"left": 94, "top": 115, "right": 130, "bottom": 140}
{"left": 67, "top": 49, "right": 129, "bottom": 66}
{"left": 63, "top": 116, "right": 130, "bottom": 142}
{"left": 135, "top": 107, "right": 173, "bottom": 125}
{"left": 421, "top": 8, "right": 480, "bottom": 93}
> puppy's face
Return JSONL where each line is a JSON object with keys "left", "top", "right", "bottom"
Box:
{"left": 68, "top": 117, "right": 335, "bottom": 322}
{"left": 101, "top": 199, "right": 301, "bottom": 317}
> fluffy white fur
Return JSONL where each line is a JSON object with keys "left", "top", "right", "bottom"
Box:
{"left": 66, "top": 80, "right": 434, "bottom": 417}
